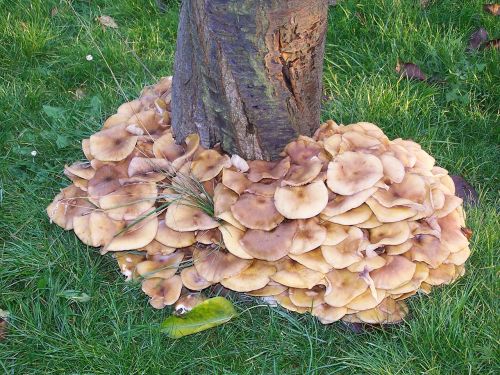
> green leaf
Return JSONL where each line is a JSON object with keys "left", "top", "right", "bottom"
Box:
{"left": 161, "top": 297, "right": 237, "bottom": 338}
{"left": 42, "top": 105, "right": 65, "bottom": 120}
{"left": 56, "top": 134, "right": 70, "bottom": 149}
{"left": 89, "top": 95, "right": 102, "bottom": 115}
{"left": 57, "top": 290, "right": 91, "bottom": 303}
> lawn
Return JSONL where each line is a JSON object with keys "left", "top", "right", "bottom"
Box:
{"left": 0, "top": 0, "right": 499, "bottom": 373}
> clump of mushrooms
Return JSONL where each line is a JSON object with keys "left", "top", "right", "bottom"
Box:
{"left": 47, "top": 76, "right": 471, "bottom": 325}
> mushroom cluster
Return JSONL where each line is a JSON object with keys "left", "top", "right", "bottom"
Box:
{"left": 47, "top": 76, "right": 471, "bottom": 324}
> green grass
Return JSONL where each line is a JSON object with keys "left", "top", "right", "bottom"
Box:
{"left": 0, "top": 0, "right": 499, "bottom": 373}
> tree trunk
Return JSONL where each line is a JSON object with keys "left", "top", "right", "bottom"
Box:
{"left": 172, "top": 0, "right": 329, "bottom": 160}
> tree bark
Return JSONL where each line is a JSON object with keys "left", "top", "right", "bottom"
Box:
{"left": 172, "top": 0, "right": 329, "bottom": 160}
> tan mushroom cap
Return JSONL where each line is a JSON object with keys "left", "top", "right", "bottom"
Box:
{"left": 311, "top": 304, "right": 347, "bottom": 324}
{"left": 103, "top": 113, "right": 130, "bottom": 129}
{"left": 322, "top": 222, "right": 349, "bottom": 246}
{"left": 99, "top": 181, "right": 157, "bottom": 221}
{"left": 115, "top": 252, "right": 146, "bottom": 281}
{"left": 289, "top": 286, "right": 325, "bottom": 308}
{"left": 65, "top": 162, "right": 95, "bottom": 180}
{"left": 289, "top": 218, "right": 327, "bottom": 255}
{"left": 425, "top": 263, "right": 456, "bottom": 285}
{"left": 322, "top": 187, "right": 377, "bottom": 217}
{"left": 324, "top": 269, "right": 368, "bottom": 307}
{"left": 274, "top": 180, "right": 329, "bottom": 219}
{"left": 231, "top": 193, "right": 284, "bottom": 230}
{"left": 155, "top": 219, "right": 196, "bottom": 248}
{"left": 87, "top": 164, "right": 126, "bottom": 199}
{"left": 356, "top": 214, "right": 383, "bottom": 229}
{"left": 46, "top": 185, "right": 95, "bottom": 230}
{"left": 153, "top": 132, "right": 184, "bottom": 160}
{"left": 386, "top": 240, "right": 413, "bottom": 255}
{"left": 82, "top": 138, "right": 93, "bottom": 160}
{"left": 136, "top": 251, "right": 184, "bottom": 279}
{"left": 73, "top": 211, "right": 124, "bottom": 247}
{"left": 323, "top": 203, "right": 372, "bottom": 225}
{"left": 245, "top": 180, "right": 279, "bottom": 197}
{"left": 89, "top": 126, "right": 138, "bottom": 162}
{"left": 117, "top": 99, "right": 143, "bottom": 117}
{"left": 444, "top": 246, "right": 470, "bottom": 266}
{"left": 219, "top": 224, "right": 253, "bottom": 259}
{"left": 326, "top": 152, "right": 383, "bottom": 195}
{"left": 142, "top": 275, "right": 183, "bottom": 309}
{"left": 180, "top": 266, "right": 212, "bottom": 291}
{"left": 247, "top": 157, "right": 291, "bottom": 182}
{"left": 379, "top": 153, "right": 405, "bottom": 184}
{"left": 247, "top": 282, "right": 288, "bottom": 297}
{"left": 196, "top": 228, "right": 223, "bottom": 246}
{"left": 217, "top": 210, "right": 246, "bottom": 231}
{"left": 104, "top": 215, "right": 158, "bottom": 252}
{"left": 274, "top": 291, "right": 310, "bottom": 313}
{"left": 213, "top": 183, "right": 239, "bottom": 215}
{"left": 370, "top": 255, "right": 416, "bottom": 290}
{"left": 347, "top": 255, "right": 386, "bottom": 273}
{"left": 409, "top": 234, "right": 450, "bottom": 268}
{"left": 127, "top": 157, "right": 171, "bottom": 180}
{"left": 172, "top": 133, "right": 200, "bottom": 170}
{"left": 221, "top": 169, "right": 252, "bottom": 194}
{"left": 356, "top": 298, "right": 408, "bottom": 324}
{"left": 289, "top": 248, "right": 332, "bottom": 273}
{"left": 284, "top": 137, "right": 322, "bottom": 164}
{"left": 165, "top": 202, "right": 219, "bottom": 232}
{"left": 193, "top": 248, "right": 252, "bottom": 282}
{"left": 321, "top": 226, "right": 364, "bottom": 269}
{"left": 239, "top": 221, "right": 297, "bottom": 261}
{"left": 366, "top": 198, "right": 417, "bottom": 223}
{"left": 372, "top": 173, "right": 427, "bottom": 208}
{"left": 221, "top": 260, "right": 276, "bottom": 292}
{"left": 127, "top": 109, "right": 161, "bottom": 133}
{"left": 314, "top": 120, "right": 340, "bottom": 141}
{"left": 281, "top": 157, "right": 323, "bottom": 187}
{"left": 346, "top": 288, "right": 387, "bottom": 311}
{"left": 438, "top": 210, "right": 469, "bottom": 253}
{"left": 367, "top": 222, "right": 411, "bottom": 252}
{"left": 190, "top": 149, "right": 231, "bottom": 182}
{"left": 139, "top": 239, "right": 176, "bottom": 256}
{"left": 271, "top": 258, "right": 325, "bottom": 289}
{"left": 389, "top": 262, "right": 429, "bottom": 294}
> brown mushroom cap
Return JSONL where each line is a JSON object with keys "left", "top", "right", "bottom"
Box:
{"left": 289, "top": 248, "right": 332, "bottom": 273}
{"left": 221, "top": 169, "right": 252, "bottom": 194}
{"left": 347, "top": 255, "right": 387, "bottom": 273}
{"left": 355, "top": 298, "right": 408, "bottom": 324}
{"left": 386, "top": 240, "right": 413, "bottom": 255}
{"left": 115, "top": 252, "right": 146, "bottom": 281}
{"left": 389, "top": 262, "right": 429, "bottom": 294}
{"left": 274, "top": 181, "right": 329, "bottom": 219}
{"left": 271, "top": 258, "right": 324, "bottom": 289}
{"left": 103, "top": 113, "right": 130, "bottom": 129}
{"left": 172, "top": 133, "right": 200, "bottom": 170}
{"left": 323, "top": 203, "right": 373, "bottom": 225}
{"left": 139, "top": 239, "right": 176, "bottom": 256}
{"left": 281, "top": 157, "right": 323, "bottom": 187}
{"left": 367, "top": 222, "right": 411, "bottom": 252}
{"left": 136, "top": 251, "right": 184, "bottom": 279}
{"left": 231, "top": 193, "right": 284, "bottom": 230}
{"left": 127, "top": 157, "right": 171, "bottom": 181}
{"left": 213, "top": 183, "right": 239, "bottom": 215}
{"left": 221, "top": 260, "right": 276, "bottom": 292}
{"left": 438, "top": 210, "right": 469, "bottom": 253}
{"left": 247, "top": 157, "right": 291, "bottom": 182}
{"left": 190, "top": 150, "right": 231, "bottom": 182}
{"left": 193, "top": 248, "right": 252, "bottom": 282}
{"left": 65, "top": 162, "right": 95, "bottom": 181}
{"left": 117, "top": 99, "right": 143, "bottom": 117}
{"left": 99, "top": 181, "right": 158, "bottom": 221}
{"left": 239, "top": 221, "right": 298, "bottom": 261}
{"left": 444, "top": 246, "right": 470, "bottom": 266}
{"left": 87, "top": 164, "right": 126, "bottom": 200}
{"left": 323, "top": 269, "right": 368, "bottom": 307}
{"left": 379, "top": 153, "right": 405, "bottom": 184}
{"left": 425, "top": 263, "right": 456, "bottom": 285}
{"left": 346, "top": 288, "right": 387, "bottom": 311}
{"left": 311, "top": 304, "right": 347, "bottom": 324}
{"left": 89, "top": 126, "right": 138, "bottom": 162}
{"left": 289, "top": 218, "right": 327, "bottom": 254}
{"left": 73, "top": 211, "right": 123, "bottom": 247}
{"left": 322, "top": 187, "right": 377, "bottom": 217}
{"left": 127, "top": 109, "right": 161, "bottom": 133}
{"left": 326, "top": 152, "right": 383, "bottom": 195}
{"left": 372, "top": 173, "right": 427, "bottom": 208}
{"left": 322, "top": 222, "right": 350, "bottom": 246}
{"left": 142, "top": 275, "right": 183, "bottom": 309}
{"left": 356, "top": 214, "right": 383, "bottom": 229}
{"left": 274, "top": 291, "right": 310, "bottom": 313}
{"left": 284, "top": 137, "right": 323, "bottom": 164}
{"left": 321, "top": 227, "right": 364, "bottom": 269}
{"left": 289, "top": 286, "right": 325, "bottom": 308}
{"left": 409, "top": 234, "right": 450, "bottom": 268}
{"left": 196, "top": 228, "right": 223, "bottom": 246}
{"left": 370, "top": 255, "right": 416, "bottom": 290}
{"left": 180, "top": 266, "right": 212, "bottom": 291}
{"left": 247, "top": 281, "right": 288, "bottom": 297}
{"left": 153, "top": 132, "right": 184, "bottom": 160}
{"left": 165, "top": 202, "right": 219, "bottom": 232}
{"left": 366, "top": 198, "right": 417, "bottom": 223}
{"left": 155, "top": 219, "right": 196, "bottom": 248}
{"left": 104, "top": 215, "right": 158, "bottom": 252}
{"left": 219, "top": 223, "right": 253, "bottom": 259}
{"left": 46, "top": 185, "right": 95, "bottom": 230}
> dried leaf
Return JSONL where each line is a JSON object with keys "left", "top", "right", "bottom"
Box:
{"left": 0, "top": 309, "right": 9, "bottom": 341}
{"left": 467, "top": 28, "right": 488, "bottom": 51}
{"left": 396, "top": 61, "right": 427, "bottom": 81}
{"left": 451, "top": 175, "right": 478, "bottom": 206}
{"left": 74, "top": 88, "right": 86, "bottom": 100}
{"left": 483, "top": 4, "right": 500, "bottom": 15}
{"left": 483, "top": 39, "right": 500, "bottom": 50}
{"left": 57, "top": 290, "right": 91, "bottom": 303}
{"left": 97, "top": 15, "right": 118, "bottom": 29}
{"left": 50, "top": 7, "right": 58, "bottom": 17}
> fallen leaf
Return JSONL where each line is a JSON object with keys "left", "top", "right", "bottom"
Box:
{"left": 355, "top": 11, "right": 367, "bottom": 25}
{"left": 461, "top": 227, "right": 473, "bottom": 240}
{"left": 396, "top": 61, "right": 427, "bottom": 81}
{"left": 74, "top": 88, "right": 86, "bottom": 100}
{"left": 50, "top": 7, "right": 58, "bottom": 17}
{"left": 483, "top": 38, "right": 500, "bottom": 50}
{"left": 42, "top": 105, "right": 65, "bottom": 120}
{"left": 161, "top": 296, "right": 237, "bottom": 338}
{"left": 451, "top": 175, "right": 479, "bottom": 206}
{"left": 483, "top": 4, "right": 500, "bottom": 15}
{"left": 97, "top": 15, "right": 118, "bottom": 29}
{"left": 467, "top": 28, "right": 488, "bottom": 51}
{"left": 57, "top": 290, "right": 91, "bottom": 303}
{"left": 0, "top": 309, "right": 9, "bottom": 341}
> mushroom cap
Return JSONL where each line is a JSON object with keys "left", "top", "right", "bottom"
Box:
{"left": 193, "top": 248, "right": 252, "bottom": 282}
{"left": 153, "top": 132, "right": 184, "bottom": 161}
{"left": 274, "top": 291, "right": 310, "bottom": 313}
{"left": 172, "top": 133, "right": 200, "bottom": 170}
{"left": 386, "top": 240, "right": 413, "bottom": 255}
{"left": 141, "top": 275, "right": 183, "bottom": 309}
{"left": 99, "top": 181, "right": 158, "bottom": 221}
{"left": 87, "top": 164, "right": 126, "bottom": 199}
{"left": 219, "top": 223, "right": 253, "bottom": 259}
{"left": 136, "top": 251, "right": 184, "bottom": 279}
{"left": 103, "top": 113, "right": 130, "bottom": 129}
{"left": 165, "top": 202, "right": 219, "bottom": 232}
{"left": 115, "top": 252, "right": 146, "bottom": 281}
{"left": 356, "top": 214, "right": 383, "bottom": 229}
{"left": 247, "top": 282, "right": 288, "bottom": 296}
{"left": 139, "top": 239, "right": 176, "bottom": 256}
{"left": 90, "top": 126, "right": 138, "bottom": 162}
{"left": 239, "top": 221, "right": 298, "bottom": 261}
{"left": 389, "top": 262, "right": 429, "bottom": 294}
{"left": 347, "top": 255, "right": 387, "bottom": 273}
{"left": 180, "top": 266, "right": 212, "bottom": 291}
{"left": 127, "top": 109, "right": 161, "bottom": 132}
{"left": 438, "top": 210, "right": 469, "bottom": 253}
{"left": 323, "top": 203, "right": 373, "bottom": 225}
{"left": 379, "top": 153, "right": 405, "bottom": 184}
{"left": 367, "top": 221, "right": 411, "bottom": 252}
{"left": 355, "top": 298, "right": 408, "bottom": 324}
{"left": 372, "top": 173, "right": 427, "bottom": 208}
{"left": 321, "top": 227, "right": 364, "bottom": 269}
{"left": 230, "top": 154, "right": 249, "bottom": 172}
{"left": 322, "top": 222, "right": 350, "bottom": 246}
{"left": 231, "top": 193, "right": 284, "bottom": 230}
{"left": 289, "top": 218, "right": 327, "bottom": 254}
{"left": 47, "top": 185, "right": 95, "bottom": 230}
{"left": 213, "top": 183, "right": 239, "bottom": 215}
{"left": 270, "top": 258, "right": 324, "bottom": 289}
{"left": 281, "top": 157, "right": 323, "bottom": 187}
{"left": 370, "top": 255, "right": 416, "bottom": 290}
{"left": 409, "top": 234, "right": 450, "bottom": 268}
{"left": 104, "top": 215, "right": 158, "bottom": 252}
{"left": 425, "top": 263, "right": 457, "bottom": 285}
{"left": 289, "top": 286, "right": 325, "bottom": 308}
{"left": 65, "top": 162, "right": 95, "bottom": 180}
{"left": 311, "top": 304, "right": 347, "bottom": 324}
{"left": 127, "top": 157, "right": 171, "bottom": 181}
{"left": 322, "top": 187, "right": 377, "bottom": 217}
{"left": 324, "top": 269, "right": 368, "bottom": 307}
{"left": 155, "top": 219, "right": 196, "bottom": 248}
{"left": 346, "top": 288, "right": 387, "bottom": 311}
{"left": 196, "top": 228, "right": 223, "bottom": 246}
{"left": 245, "top": 181, "right": 279, "bottom": 197}
{"left": 247, "top": 157, "right": 291, "bottom": 182}
{"left": 274, "top": 180, "right": 329, "bottom": 219}
{"left": 444, "top": 246, "right": 470, "bottom": 266}
{"left": 190, "top": 150, "right": 231, "bottom": 182}
{"left": 117, "top": 99, "right": 143, "bottom": 117}
{"left": 366, "top": 198, "right": 417, "bottom": 223}
{"left": 314, "top": 120, "right": 340, "bottom": 141}
{"left": 221, "top": 169, "right": 252, "bottom": 194}
{"left": 326, "top": 152, "right": 383, "bottom": 195}
{"left": 82, "top": 138, "right": 93, "bottom": 160}
{"left": 289, "top": 248, "right": 332, "bottom": 273}
{"left": 73, "top": 211, "right": 123, "bottom": 247}
{"left": 217, "top": 210, "right": 246, "bottom": 231}
{"left": 284, "top": 137, "right": 323, "bottom": 164}
{"left": 221, "top": 260, "right": 276, "bottom": 292}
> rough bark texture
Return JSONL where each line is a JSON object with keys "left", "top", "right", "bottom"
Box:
{"left": 172, "top": 0, "right": 329, "bottom": 160}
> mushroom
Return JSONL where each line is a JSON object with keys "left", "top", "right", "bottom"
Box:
{"left": 366, "top": 222, "right": 411, "bottom": 253}
{"left": 171, "top": 133, "right": 200, "bottom": 170}
{"left": 196, "top": 228, "right": 223, "bottom": 246}
{"left": 127, "top": 157, "right": 171, "bottom": 181}
{"left": 389, "top": 262, "right": 429, "bottom": 294}
{"left": 141, "top": 275, "right": 183, "bottom": 309}
{"left": 274, "top": 291, "right": 310, "bottom": 313}
{"left": 247, "top": 157, "right": 291, "bottom": 182}
{"left": 221, "top": 169, "right": 252, "bottom": 194}
{"left": 46, "top": 185, "right": 95, "bottom": 230}
{"left": 219, "top": 224, "right": 253, "bottom": 259}
{"left": 190, "top": 150, "right": 231, "bottom": 182}
{"left": 289, "top": 218, "right": 327, "bottom": 255}
{"left": 281, "top": 157, "right": 323, "bottom": 187}
{"left": 409, "top": 234, "right": 450, "bottom": 269}
{"left": 386, "top": 240, "right": 413, "bottom": 256}
{"left": 153, "top": 132, "right": 185, "bottom": 160}
{"left": 136, "top": 251, "right": 184, "bottom": 279}
{"left": 127, "top": 109, "right": 161, "bottom": 133}
{"left": 370, "top": 255, "right": 416, "bottom": 290}
{"left": 117, "top": 99, "right": 143, "bottom": 117}
{"left": 425, "top": 263, "right": 456, "bottom": 285}
{"left": 231, "top": 193, "right": 284, "bottom": 230}
{"left": 89, "top": 126, "right": 138, "bottom": 162}
{"left": 355, "top": 298, "right": 408, "bottom": 324}
{"left": 139, "top": 239, "right": 176, "bottom": 256}
{"left": 323, "top": 203, "right": 372, "bottom": 225}
{"left": 274, "top": 181, "right": 329, "bottom": 219}
{"left": 180, "top": 266, "right": 212, "bottom": 291}
{"left": 345, "top": 288, "right": 387, "bottom": 311}
{"left": 247, "top": 281, "right": 288, "bottom": 297}
{"left": 239, "top": 221, "right": 298, "bottom": 261}
{"left": 323, "top": 269, "right": 368, "bottom": 307}
{"left": 213, "top": 183, "right": 239, "bottom": 215}
{"left": 73, "top": 211, "right": 123, "bottom": 247}
{"left": 321, "top": 227, "right": 364, "bottom": 269}
{"left": 372, "top": 173, "right": 427, "bottom": 208}
{"left": 313, "top": 120, "right": 340, "bottom": 141}
{"left": 155, "top": 219, "right": 196, "bottom": 248}
{"left": 244, "top": 181, "right": 279, "bottom": 197}
{"left": 283, "top": 137, "right": 323, "bottom": 165}
{"left": 326, "top": 152, "right": 383, "bottom": 195}
{"left": 322, "top": 222, "right": 349, "bottom": 246}
{"left": 366, "top": 198, "right": 417, "bottom": 223}
{"left": 104, "top": 215, "right": 159, "bottom": 252}
{"left": 165, "top": 202, "right": 219, "bottom": 232}
{"left": 87, "top": 164, "right": 126, "bottom": 200}
{"left": 321, "top": 187, "right": 377, "bottom": 217}
{"left": 289, "top": 248, "right": 332, "bottom": 273}
{"left": 289, "top": 286, "right": 325, "bottom": 308}
{"left": 115, "top": 252, "right": 145, "bottom": 281}
{"left": 65, "top": 161, "right": 95, "bottom": 181}
{"left": 379, "top": 153, "right": 405, "bottom": 184}
{"left": 270, "top": 258, "right": 324, "bottom": 289}
{"left": 221, "top": 260, "right": 276, "bottom": 292}
{"left": 193, "top": 248, "right": 252, "bottom": 283}
{"left": 311, "top": 304, "right": 347, "bottom": 324}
